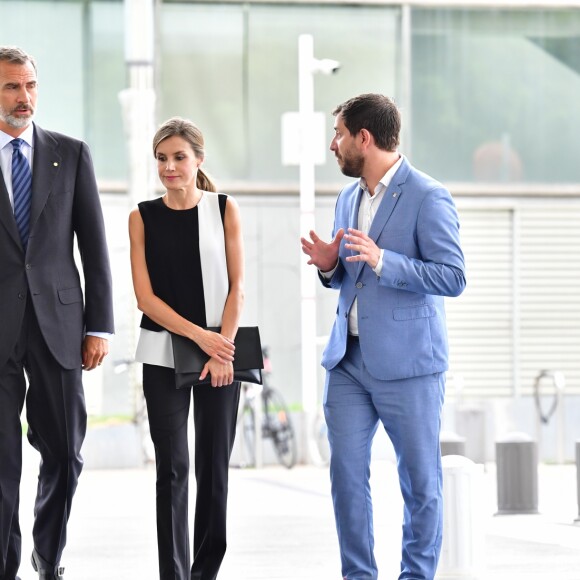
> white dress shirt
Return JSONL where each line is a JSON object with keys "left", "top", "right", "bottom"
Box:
{"left": 0, "top": 125, "right": 34, "bottom": 207}
{"left": 322, "top": 155, "right": 403, "bottom": 336}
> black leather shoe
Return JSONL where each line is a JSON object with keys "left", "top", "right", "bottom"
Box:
{"left": 31, "top": 549, "right": 65, "bottom": 579}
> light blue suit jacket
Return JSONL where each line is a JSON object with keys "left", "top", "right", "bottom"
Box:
{"left": 321, "top": 156, "right": 466, "bottom": 381}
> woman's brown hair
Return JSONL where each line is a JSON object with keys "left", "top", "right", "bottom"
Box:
{"left": 153, "top": 117, "right": 216, "bottom": 192}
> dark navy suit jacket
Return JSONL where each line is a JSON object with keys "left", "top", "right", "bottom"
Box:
{"left": 0, "top": 124, "right": 114, "bottom": 369}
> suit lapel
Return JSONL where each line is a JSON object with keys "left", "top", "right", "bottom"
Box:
{"left": 346, "top": 184, "right": 363, "bottom": 279}
{"left": 367, "top": 186, "right": 402, "bottom": 242}
{"left": 348, "top": 184, "right": 363, "bottom": 231}
{"left": 367, "top": 158, "right": 411, "bottom": 243}
{"left": 30, "top": 125, "right": 61, "bottom": 235}
{"left": 0, "top": 164, "right": 22, "bottom": 247}
{"left": 354, "top": 158, "right": 410, "bottom": 280}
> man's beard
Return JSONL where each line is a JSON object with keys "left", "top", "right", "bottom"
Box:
{"left": 0, "top": 104, "right": 35, "bottom": 129}
{"left": 337, "top": 150, "right": 364, "bottom": 178}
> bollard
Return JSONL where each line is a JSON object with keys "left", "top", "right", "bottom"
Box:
{"left": 455, "top": 407, "right": 487, "bottom": 463}
{"left": 436, "top": 455, "right": 484, "bottom": 579}
{"left": 575, "top": 441, "right": 580, "bottom": 524}
{"left": 440, "top": 430, "right": 466, "bottom": 457}
{"left": 495, "top": 432, "right": 538, "bottom": 515}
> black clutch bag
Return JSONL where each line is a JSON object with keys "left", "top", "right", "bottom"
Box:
{"left": 171, "top": 326, "right": 264, "bottom": 388}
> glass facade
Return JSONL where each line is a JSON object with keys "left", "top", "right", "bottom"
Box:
{"left": 157, "top": 3, "right": 246, "bottom": 180}
{"left": 2, "top": 1, "right": 578, "bottom": 186}
{"left": 3, "top": 1, "right": 580, "bottom": 410}
{"left": 158, "top": 2, "right": 399, "bottom": 184}
{"left": 0, "top": 1, "right": 87, "bottom": 140}
{"left": 0, "top": 0, "right": 127, "bottom": 180}
{"left": 88, "top": 1, "right": 126, "bottom": 181}
{"left": 411, "top": 8, "right": 580, "bottom": 183}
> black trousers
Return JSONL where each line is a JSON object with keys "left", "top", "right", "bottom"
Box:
{"left": 143, "top": 364, "right": 240, "bottom": 580}
{"left": 0, "top": 301, "right": 86, "bottom": 580}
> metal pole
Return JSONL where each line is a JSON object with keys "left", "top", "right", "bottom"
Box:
{"left": 399, "top": 3, "right": 412, "bottom": 157}
{"left": 254, "top": 385, "right": 263, "bottom": 468}
{"left": 556, "top": 373, "right": 565, "bottom": 464}
{"left": 120, "top": 0, "right": 157, "bottom": 423}
{"left": 575, "top": 441, "right": 580, "bottom": 524}
{"left": 534, "top": 370, "right": 565, "bottom": 463}
{"left": 121, "top": 0, "right": 156, "bottom": 208}
{"left": 298, "top": 34, "right": 318, "bottom": 460}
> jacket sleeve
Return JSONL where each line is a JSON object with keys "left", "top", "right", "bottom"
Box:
{"left": 318, "top": 187, "right": 349, "bottom": 290}
{"left": 318, "top": 261, "right": 345, "bottom": 289}
{"left": 378, "top": 186, "right": 466, "bottom": 297}
{"left": 72, "top": 142, "right": 115, "bottom": 334}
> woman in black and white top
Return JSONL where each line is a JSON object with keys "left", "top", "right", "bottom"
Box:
{"left": 129, "top": 117, "right": 244, "bottom": 580}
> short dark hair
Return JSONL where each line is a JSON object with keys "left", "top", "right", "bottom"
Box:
{"left": 0, "top": 46, "right": 37, "bottom": 72}
{"left": 333, "top": 93, "right": 400, "bottom": 151}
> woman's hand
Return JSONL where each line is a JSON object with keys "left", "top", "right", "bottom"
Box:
{"left": 196, "top": 329, "right": 235, "bottom": 363}
{"left": 199, "top": 358, "right": 234, "bottom": 388}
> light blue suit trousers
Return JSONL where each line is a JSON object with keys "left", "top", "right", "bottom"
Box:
{"left": 321, "top": 157, "right": 465, "bottom": 579}
{"left": 325, "top": 338, "right": 445, "bottom": 580}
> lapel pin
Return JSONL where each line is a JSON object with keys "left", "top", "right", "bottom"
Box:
{"left": 392, "top": 192, "right": 398, "bottom": 198}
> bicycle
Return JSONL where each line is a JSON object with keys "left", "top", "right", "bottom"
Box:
{"left": 236, "top": 347, "right": 297, "bottom": 469}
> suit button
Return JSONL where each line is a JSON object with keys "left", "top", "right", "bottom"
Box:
{"left": 18, "top": 293, "right": 25, "bottom": 299}
{"left": 25, "top": 263, "right": 32, "bottom": 270}
{"left": 356, "top": 282, "right": 363, "bottom": 289}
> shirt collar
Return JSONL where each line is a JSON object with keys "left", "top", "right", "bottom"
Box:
{"left": 0, "top": 123, "right": 34, "bottom": 151}
{"left": 360, "top": 154, "right": 403, "bottom": 197}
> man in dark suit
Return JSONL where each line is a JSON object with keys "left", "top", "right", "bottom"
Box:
{"left": 301, "top": 94, "right": 465, "bottom": 579}
{"left": 0, "top": 46, "right": 114, "bottom": 580}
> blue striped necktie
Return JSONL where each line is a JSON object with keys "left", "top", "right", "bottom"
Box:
{"left": 11, "top": 138, "right": 32, "bottom": 247}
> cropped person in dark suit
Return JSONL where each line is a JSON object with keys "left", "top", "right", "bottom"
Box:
{"left": 129, "top": 117, "right": 244, "bottom": 580}
{"left": 0, "top": 46, "right": 114, "bottom": 580}
{"left": 301, "top": 94, "right": 465, "bottom": 580}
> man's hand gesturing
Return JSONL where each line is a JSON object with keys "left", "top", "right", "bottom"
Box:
{"left": 301, "top": 228, "right": 345, "bottom": 272}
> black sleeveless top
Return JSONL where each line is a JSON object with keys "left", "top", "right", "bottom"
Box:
{"left": 138, "top": 195, "right": 226, "bottom": 332}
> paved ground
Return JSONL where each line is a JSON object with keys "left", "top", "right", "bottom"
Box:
{"left": 17, "top": 444, "right": 580, "bottom": 579}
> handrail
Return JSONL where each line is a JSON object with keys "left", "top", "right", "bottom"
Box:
{"left": 533, "top": 370, "right": 565, "bottom": 425}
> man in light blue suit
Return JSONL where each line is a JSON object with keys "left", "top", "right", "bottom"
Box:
{"left": 301, "top": 94, "right": 465, "bottom": 580}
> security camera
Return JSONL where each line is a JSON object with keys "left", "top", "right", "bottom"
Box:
{"left": 312, "top": 58, "right": 341, "bottom": 75}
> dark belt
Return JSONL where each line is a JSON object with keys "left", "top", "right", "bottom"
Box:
{"left": 347, "top": 334, "right": 360, "bottom": 342}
